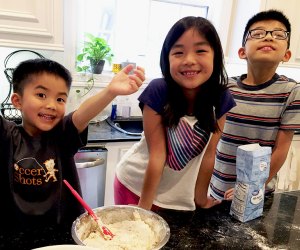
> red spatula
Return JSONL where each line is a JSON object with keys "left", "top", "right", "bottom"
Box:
{"left": 63, "top": 179, "right": 114, "bottom": 240}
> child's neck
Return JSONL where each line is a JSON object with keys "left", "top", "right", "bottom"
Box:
{"left": 244, "top": 66, "right": 277, "bottom": 86}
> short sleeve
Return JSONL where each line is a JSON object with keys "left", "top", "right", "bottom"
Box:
{"left": 281, "top": 83, "right": 300, "bottom": 130}
{"left": 215, "top": 88, "right": 236, "bottom": 119}
{"left": 56, "top": 112, "right": 88, "bottom": 155}
{"left": 138, "top": 78, "right": 168, "bottom": 114}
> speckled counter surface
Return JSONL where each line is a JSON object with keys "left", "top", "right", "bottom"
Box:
{"left": 159, "top": 190, "right": 300, "bottom": 250}
{"left": 87, "top": 119, "right": 142, "bottom": 143}
{"left": 1, "top": 190, "right": 299, "bottom": 250}
{"left": 0, "top": 223, "right": 74, "bottom": 250}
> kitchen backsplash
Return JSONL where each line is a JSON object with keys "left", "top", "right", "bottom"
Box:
{"left": 66, "top": 79, "right": 147, "bottom": 121}
{"left": 1, "top": 53, "right": 300, "bottom": 121}
{"left": 65, "top": 61, "right": 300, "bottom": 122}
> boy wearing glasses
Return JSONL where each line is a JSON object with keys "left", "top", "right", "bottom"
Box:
{"left": 205, "top": 9, "right": 300, "bottom": 202}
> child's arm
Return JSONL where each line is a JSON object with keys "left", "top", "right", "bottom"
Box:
{"left": 267, "top": 130, "right": 294, "bottom": 184}
{"left": 138, "top": 105, "right": 167, "bottom": 210}
{"left": 72, "top": 65, "right": 145, "bottom": 132}
{"left": 194, "top": 115, "right": 226, "bottom": 208}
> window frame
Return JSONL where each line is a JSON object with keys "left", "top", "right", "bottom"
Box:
{"left": 64, "top": 0, "right": 234, "bottom": 83}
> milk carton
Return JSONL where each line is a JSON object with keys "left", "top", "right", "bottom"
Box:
{"left": 230, "top": 143, "right": 271, "bottom": 222}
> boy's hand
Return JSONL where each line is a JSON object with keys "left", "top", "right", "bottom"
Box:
{"left": 224, "top": 188, "right": 235, "bottom": 200}
{"left": 108, "top": 64, "right": 145, "bottom": 96}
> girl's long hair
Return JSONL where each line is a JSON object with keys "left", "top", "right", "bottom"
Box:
{"left": 160, "top": 16, "right": 228, "bottom": 133}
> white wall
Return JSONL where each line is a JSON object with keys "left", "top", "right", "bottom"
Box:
{"left": 226, "top": 0, "right": 262, "bottom": 60}
{"left": 224, "top": 0, "right": 300, "bottom": 82}
{"left": 226, "top": 61, "right": 300, "bottom": 82}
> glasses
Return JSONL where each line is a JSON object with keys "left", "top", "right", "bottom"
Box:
{"left": 248, "top": 28, "right": 289, "bottom": 40}
{"left": 244, "top": 29, "right": 289, "bottom": 45}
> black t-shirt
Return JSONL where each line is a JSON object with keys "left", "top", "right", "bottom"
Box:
{"left": 0, "top": 112, "right": 87, "bottom": 230}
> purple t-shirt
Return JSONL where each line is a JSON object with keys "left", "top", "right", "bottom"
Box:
{"left": 139, "top": 78, "right": 235, "bottom": 119}
{"left": 138, "top": 78, "right": 236, "bottom": 171}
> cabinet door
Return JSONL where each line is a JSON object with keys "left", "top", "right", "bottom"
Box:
{"left": 291, "top": 135, "right": 300, "bottom": 189}
{"left": 0, "top": 0, "right": 63, "bottom": 51}
{"left": 276, "top": 135, "right": 300, "bottom": 191}
{"left": 104, "top": 141, "right": 137, "bottom": 206}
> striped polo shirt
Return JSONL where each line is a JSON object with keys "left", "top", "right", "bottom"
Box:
{"left": 210, "top": 74, "right": 300, "bottom": 200}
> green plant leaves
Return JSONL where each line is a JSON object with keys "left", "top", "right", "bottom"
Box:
{"left": 76, "top": 33, "right": 114, "bottom": 72}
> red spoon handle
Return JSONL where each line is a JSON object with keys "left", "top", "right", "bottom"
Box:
{"left": 63, "top": 179, "right": 114, "bottom": 240}
{"left": 63, "top": 179, "right": 98, "bottom": 221}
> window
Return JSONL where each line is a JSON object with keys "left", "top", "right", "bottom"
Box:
{"left": 74, "top": 0, "right": 233, "bottom": 79}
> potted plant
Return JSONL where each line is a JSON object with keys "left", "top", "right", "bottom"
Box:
{"left": 76, "top": 33, "right": 114, "bottom": 74}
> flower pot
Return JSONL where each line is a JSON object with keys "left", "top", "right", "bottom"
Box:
{"left": 90, "top": 59, "right": 105, "bottom": 74}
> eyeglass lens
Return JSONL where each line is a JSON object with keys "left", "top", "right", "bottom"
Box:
{"left": 249, "top": 29, "right": 288, "bottom": 40}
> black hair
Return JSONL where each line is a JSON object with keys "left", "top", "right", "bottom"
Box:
{"left": 160, "top": 16, "right": 228, "bottom": 132}
{"left": 12, "top": 58, "right": 72, "bottom": 94}
{"left": 242, "top": 9, "right": 291, "bottom": 47}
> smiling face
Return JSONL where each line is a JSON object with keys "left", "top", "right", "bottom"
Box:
{"left": 239, "top": 20, "right": 291, "bottom": 65}
{"left": 168, "top": 28, "right": 214, "bottom": 96}
{"left": 11, "top": 72, "right": 69, "bottom": 136}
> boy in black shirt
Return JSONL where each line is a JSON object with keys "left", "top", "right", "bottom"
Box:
{"left": 0, "top": 59, "right": 144, "bottom": 233}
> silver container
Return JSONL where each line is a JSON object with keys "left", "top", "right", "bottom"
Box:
{"left": 72, "top": 205, "right": 170, "bottom": 249}
{"left": 75, "top": 146, "right": 107, "bottom": 208}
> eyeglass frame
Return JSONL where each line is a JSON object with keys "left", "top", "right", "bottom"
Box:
{"left": 242, "top": 28, "right": 290, "bottom": 47}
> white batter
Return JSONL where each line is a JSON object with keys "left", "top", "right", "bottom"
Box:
{"left": 76, "top": 210, "right": 162, "bottom": 250}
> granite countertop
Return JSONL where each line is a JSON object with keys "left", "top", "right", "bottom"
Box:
{"left": 0, "top": 224, "right": 74, "bottom": 250}
{"left": 159, "top": 191, "right": 300, "bottom": 250}
{"left": 87, "top": 118, "right": 142, "bottom": 143}
{"left": 1, "top": 190, "right": 300, "bottom": 250}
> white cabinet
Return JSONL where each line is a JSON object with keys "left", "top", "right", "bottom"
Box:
{"left": 276, "top": 135, "right": 300, "bottom": 192}
{"left": 104, "top": 141, "right": 138, "bottom": 206}
{"left": 0, "top": 0, "right": 64, "bottom": 51}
